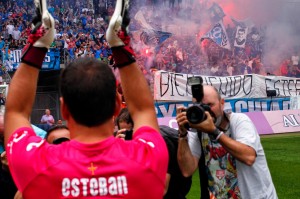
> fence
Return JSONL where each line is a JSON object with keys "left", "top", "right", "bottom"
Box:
{"left": 31, "top": 91, "right": 61, "bottom": 125}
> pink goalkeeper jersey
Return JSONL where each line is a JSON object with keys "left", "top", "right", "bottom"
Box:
{"left": 6, "top": 126, "right": 168, "bottom": 199}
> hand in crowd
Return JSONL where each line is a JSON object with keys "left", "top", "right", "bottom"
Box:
{"left": 0, "top": 151, "right": 8, "bottom": 170}
{"left": 176, "top": 106, "right": 188, "bottom": 135}
{"left": 14, "top": 191, "right": 22, "bottom": 199}
{"left": 115, "top": 129, "right": 127, "bottom": 140}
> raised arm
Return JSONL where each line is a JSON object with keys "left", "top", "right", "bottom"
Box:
{"left": 4, "top": 0, "right": 55, "bottom": 146}
{"left": 217, "top": 134, "right": 256, "bottom": 166}
{"left": 176, "top": 107, "right": 199, "bottom": 177}
{"left": 106, "top": 0, "right": 158, "bottom": 132}
{"left": 191, "top": 112, "right": 256, "bottom": 166}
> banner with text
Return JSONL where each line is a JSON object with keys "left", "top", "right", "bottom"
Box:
{"left": 155, "top": 97, "right": 290, "bottom": 118}
{"left": 3, "top": 48, "right": 60, "bottom": 71}
{"left": 154, "top": 71, "right": 300, "bottom": 100}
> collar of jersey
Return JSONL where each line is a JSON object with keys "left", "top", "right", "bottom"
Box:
{"left": 68, "top": 136, "right": 116, "bottom": 151}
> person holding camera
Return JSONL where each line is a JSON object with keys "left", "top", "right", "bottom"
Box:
{"left": 4, "top": 0, "right": 168, "bottom": 198}
{"left": 176, "top": 84, "right": 277, "bottom": 199}
{"left": 114, "top": 107, "right": 133, "bottom": 140}
{"left": 114, "top": 107, "right": 192, "bottom": 198}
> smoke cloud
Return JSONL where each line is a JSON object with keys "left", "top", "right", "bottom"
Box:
{"left": 131, "top": 0, "right": 300, "bottom": 72}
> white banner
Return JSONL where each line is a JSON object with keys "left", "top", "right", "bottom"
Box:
{"left": 153, "top": 71, "right": 300, "bottom": 101}
{"left": 290, "top": 96, "right": 300, "bottom": 109}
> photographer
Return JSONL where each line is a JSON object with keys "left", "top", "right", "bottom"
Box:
{"left": 176, "top": 83, "right": 277, "bottom": 199}
{"left": 114, "top": 108, "right": 133, "bottom": 140}
{"left": 114, "top": 108, "right": 191, "bottom": 199}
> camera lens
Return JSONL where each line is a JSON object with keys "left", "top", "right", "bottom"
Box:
{"left": 186, "top": 106, "right": 206, "bottom": 124}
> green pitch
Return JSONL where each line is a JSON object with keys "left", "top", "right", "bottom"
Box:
{"left": 187, "top": 133, "right": 300, "bottom": 199}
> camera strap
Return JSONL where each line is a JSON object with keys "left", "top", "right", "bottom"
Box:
{"left": 218, "top": 112, "right": 230, "bottom": 132}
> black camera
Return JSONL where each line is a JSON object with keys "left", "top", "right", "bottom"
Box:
{"left": 113, "top": 129, "right": 133, "bottom": 140}
{"left": 124, "top": 129, "right": 133, "bottom": 140}
{"left": 186, "top": 76, "right": 215, "bottom": 125}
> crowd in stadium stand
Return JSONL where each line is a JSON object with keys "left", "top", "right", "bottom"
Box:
{"left": 0, "top": 0, "right": 115, "bottom": 69}
{"left": 0, "top": 0, "right": 299, "bottom": 80}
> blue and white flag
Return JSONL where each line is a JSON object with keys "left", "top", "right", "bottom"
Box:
{"left": 201, "top": 21, "right": 231, "bottom": 50}
{"left": 134, "top": 10, "right": 172, "bottom": 48}
{"left": 140, "top": 30, "right": 172, "bottom": 46}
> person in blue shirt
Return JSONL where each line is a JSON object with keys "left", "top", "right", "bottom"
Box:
{"left": 0, "top": 37, "right": 5, "bottom": 50}
{"left": 93, "top": 44, "right": 102, "bottom": 59}
{"left": 80, "top": 13, "right": 87, "bottom": 28}
{"left": 48, "top": 6, "right": 55, "bottom": 15}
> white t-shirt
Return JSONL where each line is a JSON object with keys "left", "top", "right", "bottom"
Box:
{"left": 210, "top": 65, "right": 219, "bottom": 73}
{"left": 188, "top": 112, "right": 278, "bottom": 199}
{"left": 6, "top": 24, "right": 14, "bottom": 35}
{"left": 12, "top": 30, "right": 21, "bottom": 40}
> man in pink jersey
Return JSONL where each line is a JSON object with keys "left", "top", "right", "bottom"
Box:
{"left": 4, "top": 0, "right": 168, "bottom": 198}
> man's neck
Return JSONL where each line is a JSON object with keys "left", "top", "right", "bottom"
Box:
{"left": 68, "top": 118, "right": 115, "bottom": 144}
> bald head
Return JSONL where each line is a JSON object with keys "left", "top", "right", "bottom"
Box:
{"left": 203, "top": 85, "right": 221, "bottom": 103}
{"left": 45, "top": 109, "right": 51, "bottom": 115}
{"left": 202, "top": 85, "right": 224, "bottom": 123}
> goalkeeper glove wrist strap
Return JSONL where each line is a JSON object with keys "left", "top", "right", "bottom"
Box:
{"left": 111, "top": 46, "right": 136, "bottom": 68}
{"left": 21, "top": 44, "right": 48, "bottom": 69}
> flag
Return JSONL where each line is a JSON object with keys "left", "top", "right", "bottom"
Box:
{"left": 201, "top": 21, "right": 231, "bottom": 50}
{"left": 134, "top": 10, "right": 153, "bottom": 30}
{"left": 234, "top": 26, "right": 248, "bottom": 48}
{"left": 230, "top": 16, "right": 254, "bottom": 29}
{"left": 140, "top": 30, "right": 172, "bottom": 46}
{"left": 134, "top": 9, "right": 172, "bottom": 51}
{"left": 208, "top": 3, "right": 225, "bottom": 23}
